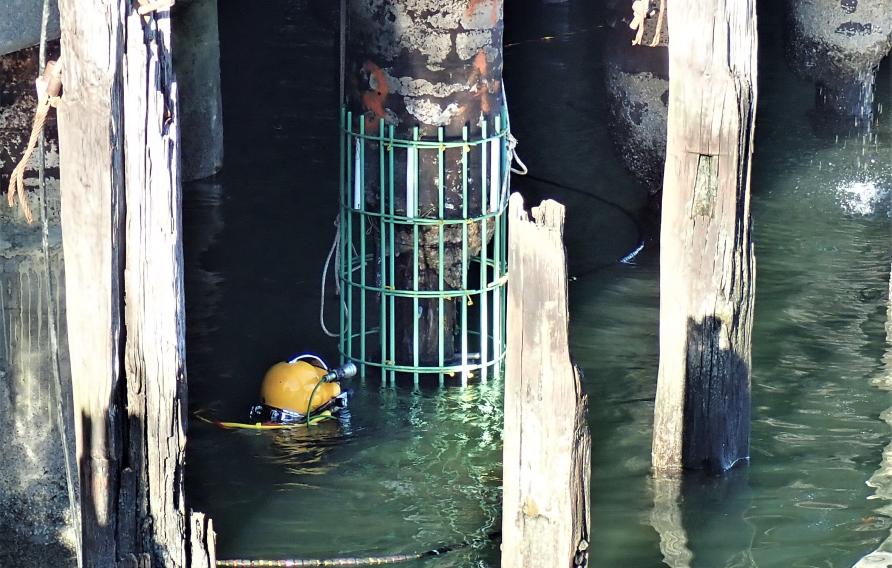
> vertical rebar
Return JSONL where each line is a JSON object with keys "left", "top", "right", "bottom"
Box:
{"left": 340, "top": 111, "right": 350, "bottom": 364}
{"left": 411, "top": 126, "right": 420, "bottom": 387}
{"left": 346, "top": 114, "right": 355, "bottom": 363}
{"left": 492, "top": 114, "right": 503, "bottom": 380}
{"left": 387, "top": 125, "right": 396, "bottom": 386}
{"left": 378, "top": 118, "right": 386, "bottom": 383}
{"left": 359, "top": 120, "right": 367, "bottom": 376}
{"left": 437, "top": 127, "right": 445, "bottom": 384}
{"left": 461, "top": 126, "right": 470, "bottom": 386}
{"left": 480, "top": 119, "right": 490, "bottom": 383}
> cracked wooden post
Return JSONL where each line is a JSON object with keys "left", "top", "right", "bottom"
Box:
{"left": 651, "top": 0, "right": 758, "bottom": 473}
{"left": 57, "top": 0, "right": 214, "bottom": 564}
{"left": 57, "top": 0, "right": 127, "bottom": 560}
{"left": 503, "top": 194, "right": 591, "bottom": 567}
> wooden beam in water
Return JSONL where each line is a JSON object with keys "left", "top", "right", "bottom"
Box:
{"left": 652, "top": 0, "right": 758, "bottom": 473}
{"left": 502, "top": 193, "right": 591, "bottom": 568}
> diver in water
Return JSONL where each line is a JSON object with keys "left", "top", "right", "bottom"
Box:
{"left": 248, "top": 354, "right": 355, "bottom": 426}
{"left": 196, "top": 355, "right": 355, "bottom": 430}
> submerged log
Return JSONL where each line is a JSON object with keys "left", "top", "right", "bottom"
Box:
{"left": 345, "top": 0, "right": 505, "bottom": 366}
{"left": 503, "top": 194, "right": 590, "bottom": 567}
{"left": 652, "top": 0, "right": 758, "bottom": 473}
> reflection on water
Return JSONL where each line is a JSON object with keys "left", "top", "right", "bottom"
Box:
{"left": 188, "top": 383, "right": 503, "bottom": 566}
{"left": 184, "top": 0, "right": 892, "bottom": 566}
{"left": 264, "top": 417, "right": 354, "bottom": 479}
{"left": 651, "top": 476, "right": 694, "bottom": 568}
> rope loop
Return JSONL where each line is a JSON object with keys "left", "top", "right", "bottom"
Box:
{"left": 507, "top": 133, "right": 528, "bottom": 176}
{"left": 6, "top": 59, "right": 62, "bottom": 224}
{"left": 319, "top": 214, "right": 342, "bottom": 338}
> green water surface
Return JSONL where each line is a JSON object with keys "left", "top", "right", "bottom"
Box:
{"left": 184, "top": 2, "right": 892, "bottom": 566}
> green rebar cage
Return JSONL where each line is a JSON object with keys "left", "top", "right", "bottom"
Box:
{"left": 338, "top": 108, "right": 510, "bottom": 385}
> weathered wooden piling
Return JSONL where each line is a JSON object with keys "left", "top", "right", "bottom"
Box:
{"left": 652, "top": 0, "right": 758, "bottom": 473}
{"left": 57, "top": 0, "right": 127, "bottom": 558}
{"left": 57, "top": 0, "right": 214, "bottom": 565}
{"left": 503, "top": 194, "right": 590, "bottom": 567}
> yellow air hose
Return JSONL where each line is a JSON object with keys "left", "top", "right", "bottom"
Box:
{"left": 194, "top": 411, "right": 333, "bottom": 431}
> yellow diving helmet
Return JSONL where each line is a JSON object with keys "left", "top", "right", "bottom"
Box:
{"left": 259, "top": 356, "right": 341, "bottom": 415}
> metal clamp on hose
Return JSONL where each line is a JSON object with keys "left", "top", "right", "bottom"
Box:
{"left": 321, "top": 361, "right": 358, "bottom": 383}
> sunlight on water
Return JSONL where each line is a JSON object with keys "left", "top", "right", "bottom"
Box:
{"left": 836, "top": 178, "right": 890, "bottom": 216}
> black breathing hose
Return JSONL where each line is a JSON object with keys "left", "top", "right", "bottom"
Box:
{"left": 518, "top": 173, "right": 648, "bottom": 277}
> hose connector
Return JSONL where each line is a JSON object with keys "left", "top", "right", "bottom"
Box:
{"left": 321, "top": 361, "right": 357, "bottom": 383}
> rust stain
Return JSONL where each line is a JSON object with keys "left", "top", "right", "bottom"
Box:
{"left": 466, "top": 0, "right": 499, "bottom": 27}
{"left": 361, "top": 61, "right": 389, "bottom": 129}
{"left": 468, "top": 50, "right": 500, "bottom": 115}
{"left": 472, "top": 50, "right": 488, "bottom": 76}
{"left": 473, "top": 52, "right": 491, "bottom": 113}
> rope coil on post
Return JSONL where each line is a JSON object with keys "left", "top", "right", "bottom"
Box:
{"left": 629, "top": 0, "right": 666, "bottom": 47}
{"left": 6, "top": 59, "right": 62, "bottom": 223}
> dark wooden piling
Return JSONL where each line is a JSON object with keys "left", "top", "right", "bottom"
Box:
{"left": 345, "top": 0, "right": 505, "bottom": 366}
{"left": 503, "top": 194, "right": 590, "bottom": 567}
{"left": 652, "top": 0, "right": 758, "bottom": 473}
